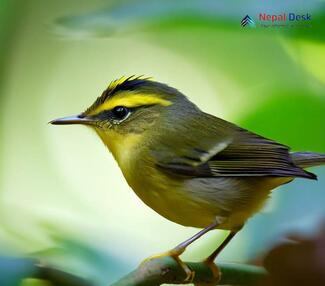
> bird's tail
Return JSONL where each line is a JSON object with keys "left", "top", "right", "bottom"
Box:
{"left": 291, "top": 152, "right": 325, "bottom": 168}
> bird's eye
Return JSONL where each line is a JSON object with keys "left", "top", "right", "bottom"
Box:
{"left": 112, "top": 106, "right": 130, "bottom": 120}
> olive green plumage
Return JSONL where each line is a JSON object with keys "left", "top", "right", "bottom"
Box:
{"left": 51, "top": 76, "right": 325, "bottom": 230}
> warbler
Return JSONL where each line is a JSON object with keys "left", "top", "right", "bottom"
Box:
{"left": 51, "top": 76, "right": 325, "bottom": 282}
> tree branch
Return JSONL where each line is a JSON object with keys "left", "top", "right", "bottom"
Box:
{"left": 27, "top": 257, "right": 266, "bottom": 285}
{"left": 111, "top": 256, "right": 267, "bottom": 286}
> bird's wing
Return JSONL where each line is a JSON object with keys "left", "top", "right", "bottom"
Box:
{"left": 154, "top": 115, "right": 315, "bottom": 179}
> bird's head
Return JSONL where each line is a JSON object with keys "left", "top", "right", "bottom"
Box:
{"left": 50, "top": 76, "right": 198, "bottom": 164}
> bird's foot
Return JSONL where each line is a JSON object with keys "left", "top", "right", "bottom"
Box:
{"left": 141, "top": 247, "right": 195, "bottom": 283}
{"left": 202, "top": 258, "right": 220, "bottom": 283}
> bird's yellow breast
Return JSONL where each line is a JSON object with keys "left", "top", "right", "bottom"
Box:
{"left": 95, "top": 128, "right": 207, "bottom": 226}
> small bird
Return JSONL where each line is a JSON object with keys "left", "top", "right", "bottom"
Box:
{"left": 51, "top": 76, "right": 325, "bottom": 282}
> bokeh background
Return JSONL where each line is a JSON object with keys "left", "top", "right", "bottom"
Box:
{"left": 0, "top": 0, "right": 325, "bottom": 285}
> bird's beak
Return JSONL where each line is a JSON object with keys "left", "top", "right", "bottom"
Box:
{"left": 49, "top": 115, "right": 95, "bottom": 126}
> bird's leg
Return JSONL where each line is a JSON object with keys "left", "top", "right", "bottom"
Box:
{"left": 203, "top": 230, "right": 238, "bottom": 281}
{"left": 142, "top": 221, "right": 218, "bottom": 283}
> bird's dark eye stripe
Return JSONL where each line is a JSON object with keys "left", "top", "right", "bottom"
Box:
{"left": 94, "top": 105, "right": 153, "bottom": 122}
{"left": 95, "top": 106, "right": 132, "bottom": 121}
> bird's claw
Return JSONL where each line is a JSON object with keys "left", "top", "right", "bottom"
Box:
{"left": 203, "top": 258, "right": 220, "bottom": 283}
{"left": 172, "top": 255, "right": 195, "bottom": 282}
{"left": 141, "top": 249, "right": 195, "bottom": 283}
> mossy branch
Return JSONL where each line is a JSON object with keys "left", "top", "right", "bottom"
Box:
{"left": 111, "top": 256, "right": 267, "bottom": 286}
{"left": 30, "top": 257, "right": 266, "bottom": 286}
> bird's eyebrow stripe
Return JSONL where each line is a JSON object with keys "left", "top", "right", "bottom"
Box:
{"left": 87, "top": 93, "right": 172, "bottom": 116}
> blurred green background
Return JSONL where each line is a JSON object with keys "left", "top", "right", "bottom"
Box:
{"left": 0, "top": 0, "right": 325, "bottom": 285}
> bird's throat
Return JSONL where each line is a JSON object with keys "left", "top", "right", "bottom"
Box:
{"left": 94, "top": 128, "right": 143, "bottom": 171}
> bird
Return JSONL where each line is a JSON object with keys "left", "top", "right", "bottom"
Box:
{"left": 50, "top": 76, "right": 325, "bottom": 282}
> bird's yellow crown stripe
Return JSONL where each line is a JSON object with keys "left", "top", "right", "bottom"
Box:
{"left": 107, "top": 76, "right": 131, "bottom": 90}
{"left": 87, "top": 93, "right": 172, "bottom": 116}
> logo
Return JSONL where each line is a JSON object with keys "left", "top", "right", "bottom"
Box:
{"left": 241, "top": 15, "right": 255, "bottom": 27}
{"left": 241, "top": 13, "right": 311, "bottom": 29}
